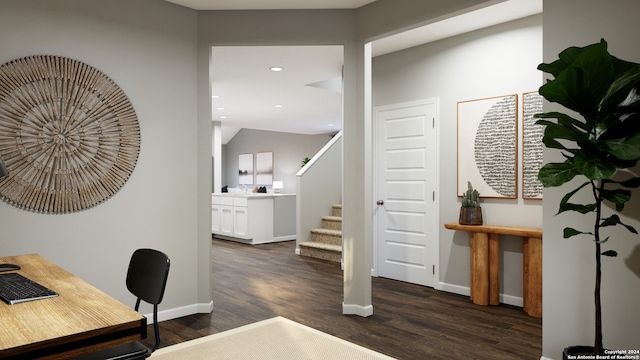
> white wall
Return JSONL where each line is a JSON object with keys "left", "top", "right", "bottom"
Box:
{"left": 373, "top": 15, "right": 543, "bottom": 301}
{"left": 542, "top": 1, "right": 640, "bottom": 358}
{"left": 221, "top": 129, "right": 335, "bottom": 194}
{"left": 0, "top": 0, "right": 209, "bottom": 317}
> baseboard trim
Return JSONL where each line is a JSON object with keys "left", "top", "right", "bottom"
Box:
{"left": 540, "top": 356, "right": 553, "bottom": 360}
{"left": 144, "top": 301, "right": 213, "bottom": 324}
{"left": 501, "top": 294, "right": 523, "bottom": 307}
{"left": 436, "top": 282, "right": 523, "bottom": 307}
{"left": 342, "top": 302, "right": 373, "bottom": 317}
{"left": 436, "top": 281, "right": 469, "bottom": 296}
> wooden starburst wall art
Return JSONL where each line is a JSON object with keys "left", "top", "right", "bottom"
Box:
{"left": 0, "top": 55, "right": 140, "bottom": 213}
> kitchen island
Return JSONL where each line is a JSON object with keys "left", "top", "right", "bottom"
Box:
{"left": 211, "top": 193, "right": 296, "bottom": 244}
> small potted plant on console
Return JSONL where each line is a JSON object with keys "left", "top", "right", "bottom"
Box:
{"left": 459, "top": 181, "right": 482, "bottom": 225}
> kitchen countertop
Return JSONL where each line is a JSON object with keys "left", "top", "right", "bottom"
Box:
{"left": 212, "top": 193, "right": 295, "bottom": 198}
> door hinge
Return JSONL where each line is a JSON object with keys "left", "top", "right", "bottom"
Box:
{"left": 432, "top": 117, "right": 435, "bottom": 128}
{"left": 432, "top": 191, "right": 435, "bottom": 201}
{"left": 433, "top": 265, "right": 435, "bottom": 275}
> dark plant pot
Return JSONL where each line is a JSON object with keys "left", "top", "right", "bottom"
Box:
{"left": 459, "top": 207, "right": 482, "bottom": 225}
{"left": 563, "top": 346, "right": 598, "bottom": 360}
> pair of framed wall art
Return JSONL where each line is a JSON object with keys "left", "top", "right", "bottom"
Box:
{"left": 457, "top": 92, "right": 544, "bottom": 200}
{"left": 238, "top": 152, "right": 273, "bottom": 185}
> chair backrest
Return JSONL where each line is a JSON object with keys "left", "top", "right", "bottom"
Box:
{"left": 126, "top": 249, "right": 170, "bottom": 306}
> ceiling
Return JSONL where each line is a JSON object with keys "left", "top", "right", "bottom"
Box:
{"left": 165, "top": 0, "right": 542, "bottom": 144}
{"left": 210, "top": 46, "right": 344, "bottom": 141}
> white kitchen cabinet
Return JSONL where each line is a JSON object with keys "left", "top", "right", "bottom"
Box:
{"left": 220, "top": 205, "right": 234, "bottom": 236}
{"left": 212, "top": 195, "right": 234, "bottom": 236}
{"left": 211, "top": 193, "right": 295, "bottom": 244}
{"left": 211, "top": 204, "right": 221, "bottom": 233}
{"left": 231, "top": 196, "right": 249, "bottom": 239}
{"left": 232, "top": 206, "right": 248, "bottom": 238}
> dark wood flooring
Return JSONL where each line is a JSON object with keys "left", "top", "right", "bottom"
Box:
{"left": 141, "top": 237, "right": 542, "bottom": 359}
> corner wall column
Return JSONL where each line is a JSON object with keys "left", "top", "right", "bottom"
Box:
{"left": 342, "top": 40, "right": 373, "bottom": 317}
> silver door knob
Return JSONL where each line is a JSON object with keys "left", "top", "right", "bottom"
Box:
{"left": 377, "top": 200, "right": 384, "bottom": 205}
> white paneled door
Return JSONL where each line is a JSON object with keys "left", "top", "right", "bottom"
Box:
{"left": 375, "top": 99, "right": 437, "bottom": 287}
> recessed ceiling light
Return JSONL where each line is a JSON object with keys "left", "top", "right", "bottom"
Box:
{"left": 212, "top": 95, "right": 219, "bottom": 98}
{"left": 270, "top": 67, "right": 284, "bottom": 72}
{"left": 328, "top": 123, "right": 334, "bottom": 127}
{"left": 216, "top": 107, "right": 224, "bottom": 110}
{"left": 220, "top": 116, "right": 227, "bottom": 119}
{"left": 275, "top": 105, "right": 283, "bottom": 108}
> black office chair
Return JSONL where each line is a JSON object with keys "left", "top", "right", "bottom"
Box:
{"left": 72, "top": 249, "right": 170, "bottom": 360}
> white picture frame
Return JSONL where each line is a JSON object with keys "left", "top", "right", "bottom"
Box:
{"left": 256, "top": 152, "right": 273, "bottom": 185}
{"left": 238, "top": 153, "right": 253, "bottom": 185}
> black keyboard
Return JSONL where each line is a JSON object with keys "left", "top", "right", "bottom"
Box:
{"left": 0, "top": 273, "right": 59, "bottom": 305}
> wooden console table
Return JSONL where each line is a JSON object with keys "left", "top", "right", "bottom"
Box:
{"left": 444, "top": 223, "right": 542, "bottom": 318}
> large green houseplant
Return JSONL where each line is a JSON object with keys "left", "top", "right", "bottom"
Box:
{"left": 535, "top": 39, "right": 640, "bottom": 356}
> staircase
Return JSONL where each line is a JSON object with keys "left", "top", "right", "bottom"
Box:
{"left": 299, "top": 204, "right": 342, "bottom": 263}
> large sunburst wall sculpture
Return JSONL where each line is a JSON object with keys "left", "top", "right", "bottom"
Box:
{"left": 0, "top": 55, "right": 140, "bottom": 213}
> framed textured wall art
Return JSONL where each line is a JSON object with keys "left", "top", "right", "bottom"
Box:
{"left": 0, "top": 55, "right": 140, "bottom": 213}
{"left": 522, "top": 91, "right": 544, "bottom": 199}
{"left": 457, "top": 94, "right": 518, "bottom": 199}
{"left": 238, "top": 153, "right": 253, "bottom": 185}
{"left": 256, "top": 152, "right": 273, "bottom": 185}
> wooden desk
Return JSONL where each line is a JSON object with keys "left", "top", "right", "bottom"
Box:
{"left": 444, "top": 223, "right": 542, "bottom": 318}
{"left": 0, "top": 254, "right": 147, "bottom": 359}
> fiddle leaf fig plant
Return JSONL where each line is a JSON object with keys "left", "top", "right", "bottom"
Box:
{"left": 535, "top": 39, "right": 640, "bottom": 355}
